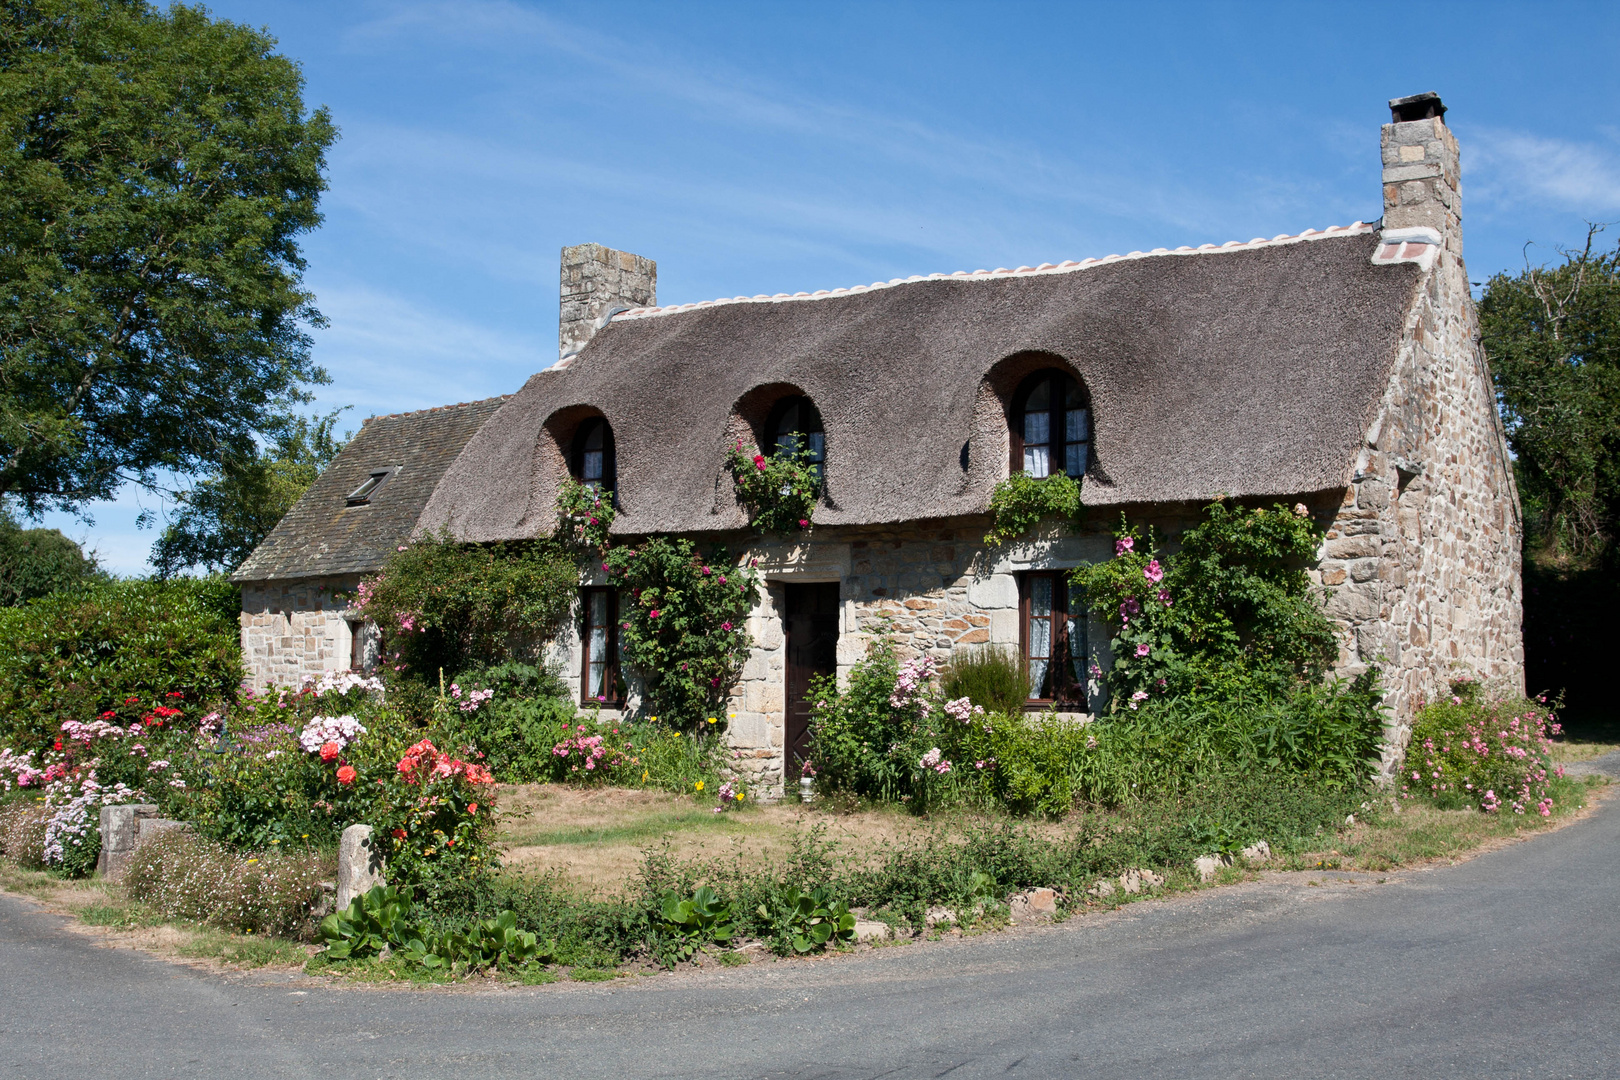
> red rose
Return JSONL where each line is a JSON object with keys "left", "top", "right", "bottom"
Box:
{"left": 468, "top": 802, "right": 478, "bottom": 814}
{"left": 53, "top": 740, "right": 62, "bottom": 751}
{"left": 392, "top": 828, "right": 406, "bottom": 840}
{"left": 319, "top": 741, "right": 341, "bottom": 762}
{"left": 336, "top": 765, "right": 357, "bottom": 785}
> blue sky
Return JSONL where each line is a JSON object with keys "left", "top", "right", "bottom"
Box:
{"left": 50, "top": 0, "right": 1620, "bottom": 573}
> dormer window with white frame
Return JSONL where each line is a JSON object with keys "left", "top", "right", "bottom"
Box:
{"left": 346, "top": 466, "right": 398, "bottom": 506}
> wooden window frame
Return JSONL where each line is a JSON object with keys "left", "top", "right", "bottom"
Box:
{"left": 1009, "top": 370, "right": 1090, "bottom": 480}
{"left": 1017, "top": 571, "right": 1087, "bottom": 709}
{"left": 579, "top": 586, "right": 624, "bottom": 707}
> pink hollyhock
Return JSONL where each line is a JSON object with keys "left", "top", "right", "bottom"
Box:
{"left": 1115, "top": 536, "right": 1134, "bottom": 555}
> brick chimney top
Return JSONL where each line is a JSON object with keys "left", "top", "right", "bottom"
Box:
{"left": 1389, "top": 92, "right": 1447, "bottom": 125}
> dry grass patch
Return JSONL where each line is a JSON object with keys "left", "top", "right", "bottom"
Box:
{"left": 494, "top": 783, "right": 932, "bottom": 889}
{"left": 1549, "top": 739, "right": 1620, "bottom": 764}
{"left": 1282, "top": 775, "right": 1610, "bottom": 873}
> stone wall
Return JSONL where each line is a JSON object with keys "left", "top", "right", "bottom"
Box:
{"left": 1313, "top": 111, "right": 1523, "bottom": 770}
{"left": 720, "top": 521, "right": 1119, "bottom": 796}
{"left": 240, "top": 576, "right": 363, "bottom": 689}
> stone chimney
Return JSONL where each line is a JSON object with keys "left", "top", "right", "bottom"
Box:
{"left": 1381, "top": 92, "right": 1460, "bottom": 254}
{"left": 558, "top": 243, "right": 656, "bottom": 359}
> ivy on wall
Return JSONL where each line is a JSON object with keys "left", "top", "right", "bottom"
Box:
{"left": 982, "top": 473, "right": 1081, "bottom": 547}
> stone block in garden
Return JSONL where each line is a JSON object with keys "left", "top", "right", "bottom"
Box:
{"left": 853, "top": 919, "right": 891, "bottom": 943}
{"left": 97, "top": 804, "right": 159, "bottom": 881}
{"left": 337, "top": 824, "right": 385, "bottom": 909}
{"left": 1118, "top": 869, "right": 1164, "bottom": 894}
{"left": 1194, "top": 853, "right": 1233, "bottom": 882}
{"left": 924, "top": 906, "right": 957, "bottom": 928}
{"left": 1240, "top": 840, "right": 1272, "bottom": 863}
{"left": 1008, "top": 887, "right": 1058, "bottom": 920}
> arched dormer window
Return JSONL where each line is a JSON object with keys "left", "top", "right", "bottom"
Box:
{"left": 767, "top": 395, "right": 825, "bottom": 484}
{"left": 570, "top": 417, "right": 616, "bottom": 493}
{"left": 1011, "top": 371, "right": 1089, "bottom": 479}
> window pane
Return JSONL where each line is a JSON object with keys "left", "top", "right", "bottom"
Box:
{"left": 1063, "top": 377, "right": 1085, "bottom": 409}
{"left": 805, "top": 431, "right": 825, "bottom": 463}
{"left": 1066, "top": 408, "right": 1089, "bottom": 442}
{"left": 1023, "top": 410, "right": 1049, "bottom": 447}
{"left": 1065, "top": 442, "right": 1087, "bottom": 478}
{"left": 583, "top": 450, "right": 603, "bottom": 482}
{"left": 1026, "top": 380, "right": 1050, "bottom": 412}
{"left": 1067, "top": 617, "right": 1085, "bottom": 688}
{"left": 1024, "top": 445, "right": 1050, "bottom": 477}
{"left": 583, "top": 422, "right": 604, "bottom": 451}
{"left": 1028, "top": 658, "right": 1050, "bottom": 700}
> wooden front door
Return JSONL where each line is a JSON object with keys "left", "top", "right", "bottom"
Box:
{"left": 784, "top": 582, "right": 840, "bottom": 777}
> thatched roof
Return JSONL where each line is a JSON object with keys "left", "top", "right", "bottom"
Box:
{"left": 233, "top": 396, "right": 508, "bottom": 583}
{"left": 420, "top": 226, "right": 1422, "bottom": 541}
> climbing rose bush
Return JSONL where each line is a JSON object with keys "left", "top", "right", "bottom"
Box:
{"left": 1404, "top": 683, "right": 1563, "bottom": 815}
{"left": 725, "top": 438, "right": 820, "bottom": 536}
{"left": 604, "top": 537, "right": 761, "bottom": 730}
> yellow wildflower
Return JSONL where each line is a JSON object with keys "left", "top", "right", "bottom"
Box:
{"left": 695, "top": 781, "right": 704, "bottom": 792}
{"left": 737, "top": 793, "right": 745, "bottom": 802}
{"left": 642, "top": 770, "right": 649, "bottom": 782}
{"left": 707, "top": 716, "right": 718, "bottom": 724}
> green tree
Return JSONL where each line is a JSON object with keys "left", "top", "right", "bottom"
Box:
{"left": 0, "top": 0, "right": 337, "bottom": 517}
{"left": 1480, "top": 225, "right": 1620, "bottom": 560}
{"left": 0, "top": 503, "right": 99, "bottom": 604}
{"left": 150, "top": 409, "right": 347, "bottom": 576}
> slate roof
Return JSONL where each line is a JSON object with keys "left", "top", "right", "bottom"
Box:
{"left": 419, "top": 225, "right": 1425, "bottom": 541}
{"left": 232, "top": 396, "right": 508, "bottom": 582}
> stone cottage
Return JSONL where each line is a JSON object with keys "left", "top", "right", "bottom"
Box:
{"left": 234, "top": 93, "right": 1522, "bottom": 793}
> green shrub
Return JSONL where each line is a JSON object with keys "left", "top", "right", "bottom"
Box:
{"left": 983, "top": 473, "right": 1081, "bottom": 547}
{"left": 0, "top": 576, "right": 241, "bottom": 753}
{"left": 353, "top": 530, "right": 578, "bottom": 685}
{"left": 1070, "top": 503, "right": 1337, "bottom": 708}
{"left": 429, "top": 662, "right": 580, "bottom": 782}
{"left": 1404, "top": 684, "right": 1562, "bottom": 814}
{"left": 726, "top": 438, "right": 821, "bottom": 536}
{"left": 123, "top": 828, "right": 332, "bottom": 937}
{"left": 941, "top": 646, "right": 1025, "bottom": 715}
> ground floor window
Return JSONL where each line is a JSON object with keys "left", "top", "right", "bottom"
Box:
{"left": 581, "top": 587, "right": 624, "bottom": 706}
{"left": 1019, "top": 571, "right": 1088, "bottom": 707}
{"left": 347, "top": 619, "right": 380, "bottom": 673}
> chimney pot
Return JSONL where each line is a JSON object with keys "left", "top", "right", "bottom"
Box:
{"left": 1389, "top": 92, "right": 1447, "bottom": 125}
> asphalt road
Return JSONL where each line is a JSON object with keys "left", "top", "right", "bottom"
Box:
{"left": 4, "top": 784, "right": 1620, "bottom": 1080}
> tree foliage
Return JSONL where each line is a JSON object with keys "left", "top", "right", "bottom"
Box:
{"left": 1480, "top": 225, "right": 1620, "bottom": 560}
{"left": 0, "top": 0, "right": 337, "bottom": 515}
{"left": 0, "top": 503, "right": 99, "bottom": 604}
{"left": 150, "top": 410, "right": 347, "bottom": 576}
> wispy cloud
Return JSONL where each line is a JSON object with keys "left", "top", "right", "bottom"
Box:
{"left": 309, "top": 282, "right": 546, "bottom": 416}
{"left": 1470, "top": 127, "right": 1620, "bottom": 214}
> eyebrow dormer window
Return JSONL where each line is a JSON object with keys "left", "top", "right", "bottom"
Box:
{"left": 570, "top": 417, "right": 616, "bottom": 492}
{"left": 767, "top": 396, "right": 825, "bottom": 483}
{"left": 1012, "top": 371, "right": 1089, "bottom": 479}
{"left": 346, "top": 467, "right": 396, "bottom": 506}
